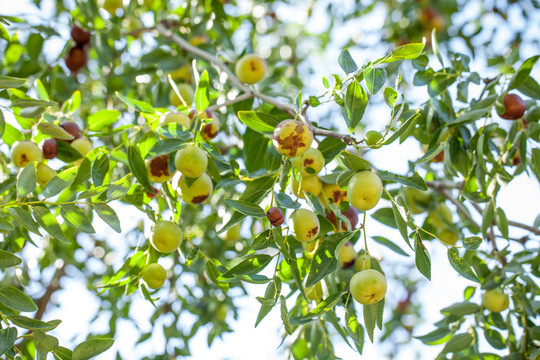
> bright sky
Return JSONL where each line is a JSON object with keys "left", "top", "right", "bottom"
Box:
{"left": 1, "top": 1, "right": 539, "bottom": 359}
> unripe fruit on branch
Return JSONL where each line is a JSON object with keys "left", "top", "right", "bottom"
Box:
{"left": 347, "top": 171, "right": 383, "bottom": 211}
{"left": 350, "top": 269, "right": 387, "bottom": 305}
{"left": 59, "top": 122, "right": 82, "bottom": 142}
{"left": 354, "top": 252, "right": 371, "bottom": 272}
{"left": 36, "top": 163, "right": 56, "bottom": 188}
{"left": 41, "top": 139, "right": 58, "bottom": 159}
{"left": 169, "top": 83, "right": 194, "bottom": 107}
{"left": 235, "top": 54, "right": 268, "bottom": 84}
{"left": 290, "top": 174, "right": 322, "bottom": 199}
{"left": 438, "top": 229, "right": 458, "bottom": 245}
{"left": 364, "top": 130, "right": 383, "bottom": 146}
{"left": 290, "top": 208, "right": 319, "bottom": 242}
{"left": 292, "top": 148, "right": 325, "bottom": 176}
{"left": 65, "top": 46, "right": 87, "bottom": 73}
{"left": 174, "top": 144, "right": 208, "bottom": 178}
{"left": 499, "top": 93, "right": 526, "bottom": 120}
{"left": 151, "top": 221, "right": 183, "bottom": 253}
{"left": 159, "top": 111, "right": 192, "bottom": 129}
{"left": 178, "top": 172, "right": 213, "bottom": 204}
{"left": 319, "top": 183, "right": 348, "bottom": 205}
{"left": 11, "top": 141, "right": 42, "bottom": 167}
{"left": 70, "top": 25, "right": 91, "bottom": 45}
{"left": 102, "top": 0, "right": 123, "bottom": 14}
{"left": 141, "top": 263, "right": 167, "bottom": 289}
{"left": 267, "top": 207, "right": 285, "bottom": 226}
{"left": 146, "top": 154, "right": 174, "bottom": 183}
{"left": 272, "top": 120, "right": 313, "bottom": 158}
{"left": 429, "top": 203, "right": 452, "bottom": 228}
{"left": 338, "top": 242, "right": 356, "bottom": 269}
{"left": 190, "top": 109, "right": 221, "bottom": 140}
{"left": 225, "top": 223, "right": 241, "bottom": 242}
{"left": 482, "top": 288, "right": 509, "bottom": 312}
{"left": 71, "top": 137, "right": 93, "bottom": 157}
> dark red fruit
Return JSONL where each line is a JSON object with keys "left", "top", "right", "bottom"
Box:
{"left": 64, "top": 46, "right": 87, "bottom": 73}
{"left": 430, "top": 150, "right": 444, "bottom": 163}
{"left": 267, "top": 207, "right": 284, "bottom": 226}
{"left": 146, "top": 187, "right": 160, "bottom": 199}
{"left": 42, "top": 139, "right": 58, "bottom": 159}
{"left": 59, "top": 122, "right": 82, "bottom": 143}
{"left": 500, "top": 93, "right": 526, "bottom": 120}
{"left": 71, "top": 25, "right": 91, "bottom": 45}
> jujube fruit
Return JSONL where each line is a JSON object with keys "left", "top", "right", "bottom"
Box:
{"left": 482, "top": 288, "right": 509, "bottom": 312}
{"left": 36, "top": 163, "right": 56, "bottom": 188}
{"left": 438, "top": 229, "right": 458, "bottom": 245}
{"left": 11, "top": 141, "right": 42, "bottom": 167}
{"left": 272, "top": 120, "right": 313, "bottom": 158}
{"left": 235, "top": 54, "right": 268, "bottom": 84}
{"left": 267, "top": 207, "right": 285, "bottom": 226}
{"left": 338, "top": 242, "right": 356, "bottom": 269}
{"left": 65, "top": 46, "right": 87, "bottom": 73}
{"left": 319, "top": 182, "right": 348, "bottom": 205}
{"left": 59, "top": 122, "right": 82, "bottom": 142}
{"left": 305, "top": 281, "right": 323, "bottom": 301}
{"left": 290, "top": 209, "right": 320, "bottom": 242}
{"left": 71, "top": 25, "right": 91, "bottom": 45}
{"left": 364, "top": 130, "right": 383, "bottom": 146}
{"left": 159, "top": 111, "right": 192, "bottom": 129}
{"left": 347, "top": 171, "right": 383, "bottom": 211}
{"left": 41, "top": 139, "right": 58, "bottom": 159}
{"left": 499, "top": 93, "right": 526, "bottom": 120}
{"left": 151, "top": 221, "right": 183, "bottom": 253}
{"left": 147, "top": 154, "right": 174, "bottom": 183}
{"left": 174, "top": 144, "right": 208, "bottom": 178}
{"left": 141, "top": 263, "right": 167, "bottom": 289}
{"left": 169, "top": 83, "right": 194, "bottom": 107}
{"left": 178, "top": 172, "right": 213, "bottom": 204}
{"left": 292, "top": 147, "right": 325, "bottom": 176}
{"left": 71, "top": 137, "right": 93, "bottom": 157}
{"left": 350, "top": 269, "right": 387, "bottom": 305}
{"left": 354, "top": 252, "right": 371, "bottom": 272}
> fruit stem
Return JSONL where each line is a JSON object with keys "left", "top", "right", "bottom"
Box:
{"left": 363, "top": 211, "right": 369, "bottom": 254}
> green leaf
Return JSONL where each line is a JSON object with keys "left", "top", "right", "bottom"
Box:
{"left": 440, "top": 302, "right": 480, "bottom": 317}
{"left": 280, "top": 295, "right": 292, "bottom": 335}
{"left": 481, "top": 201, "right": 495, "bottom": 238}
{"left": 17, "top": 163, "right": 36, "bottom": 197}
{"left": 532, "top": 148, "right": 540, "bottom": 183}
{"left": 34, "top": 330, "right": 59, "bottom": 358}
{"left": 94, "top": 203, "right": 121, "bottom": 233}
{"left": 301, "top": 292, "right": 346, "bottom": 320}
{"left": 8, "top": 316, "right": 60, "bottom": 331}
{"left": 237, "top": 111, "right": 280, "bottom": 133}
{"left": 0, "top": 250, "right": 21, "bottom": 268}
{"left": 0, "top": 328, "right": 16, "bottom": 356}
{"left": 65, "top": 90, "right": 81, "bottom": 114}
{"left": 306, "top": 232, "right": 355, "bottom": 287}
{"left": 372, "top": 236, "right": 409, "bottom": 256}
{"left": 414, "top": 234, "right": 431, "bottom": 280}
{"left": 8, "top": 207, "right": 42, "bottom": 235}
{"left": 364, "top": 67, "right": 387, "bottom": 95}
{"left": 91, "top": 153, "right": 109, "bottom": 187}
{"left": 318, "top": 137, "right": 347, "bottom": 163}
{"left": 195, "top": 70, "right": 210, "bottom": 112}
{"left": 43, "top": 166, "right": 78, "bottom": 198}
{"left": 128, "top": 145, "right": 153, "bottom": 192}
{"left": 336, "top": 169, "right": 356, "bottom": 188}
{"left": 484, "top": 328, "right": 506, "bottom": 350}
{"left": 344, "top": 79, "right": 368, "bottom": 131}
{"left": 53, "top": 346, "right": 73, "bottom": 360}
{"left": 255, "top": 281, "right": 277, "bottom": 327}
{"left": 144, "top": 139, "right": 186, "bottom": 159}
{"left": 156, "top": 124, "right": 192, "bottom": 140}
{"left": 275, "top": 192, "right": 300, "bottom": 210}
{"left": 72, "top": 338, "right": 114, "bottom": 360}
{"left": 384, "top": 42, "right": 425, "bottom": 62}
{"left": 377, "top": 171, "right": 427, "bottom": 190}
{"left": 0, "top": 76, "right": 26, "bottom": 89}
{"left": 106, "top": 174, "right": 133, "bottom": 200}
{"left": 391, "top": 198, "right": 411, "bottom": 249}
{"left": 508, "top": 55, "right": 540, "bottom": 90}
{"left": 221, "top": 254, "right": 273, "bottom": 278}
{"left": 87, "top": 110, "right": 121, "bottom": 132}
{"left": 37, "top": 123, "right": 74, "bottom": 140}
{"left": 383, "top": 87, "right": 397, "bottom": 107}
{"left": 60, "top": 205, "right": 95, "bottom": 234}
{"left": 205, "top": 261, "right": 229, "bottom": 292}
{"left": 448, "top": 248, "right": 480, "bottom": 283}
{"left": 116, "top": 92, "right": 154, "bottom": 113}
{"left": 463, "top": 236, "right": 483, "bottom": 250}
{"left": 441, "top": 333, "right": 474, "bottom": 354}
{"left": 415, "top": 327, "right": 451, "bottom": 345}
{"left": 363, "top": 303, "right": 377, "bottom": 343}
{"left": 338, "top": 49, "right": 358, "bottom": 74}
{"left": 251, "top": 229, "right": 273, "bottom": 251}
{"left": 224, "top": 199, "right": 266, "bottom": 217}
{"left": 0, "top": 286, "right": 38, "bottom": 312}
{"left": 339, "top": 151, "right": 372, "bottom": 171}
{"left": 32, "top": 206, "right": 68, "bottom": 243}
{"left": 346, "top": 313, "right": 364, "bottom": 353}
{"left": 431, "top": 29, "right": 444, "bottom": 67}
{"left": 11, "top": 99, "right": 56, "bottom": 108}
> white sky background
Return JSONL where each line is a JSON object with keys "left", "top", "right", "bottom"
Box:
{"left": 1, "top": 0, "right": 539, "bottom": 359}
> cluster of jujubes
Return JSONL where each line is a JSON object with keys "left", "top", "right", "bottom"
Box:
{"left": 65, "top": 25, "right": 91, "bottom": 73}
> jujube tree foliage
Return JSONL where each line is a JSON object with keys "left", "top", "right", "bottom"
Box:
{"left": 0, "top": 0, "right": 539, "bottom": 359}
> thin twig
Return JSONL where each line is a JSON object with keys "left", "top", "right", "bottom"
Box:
{"left": 207, "top": 92, "right": 255, "bottom": 112}
{"left": 507, "top": 220, "right": 540, "bottom": 236}
{"left": 34, "top": 263, "right": 67, "bottom": 321}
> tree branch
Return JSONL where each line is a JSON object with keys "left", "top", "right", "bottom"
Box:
{"left": 507, "top": 220, "right": 540, "bottom": 236}
{"left": 155, "top": 21, "right": 360, "bottom": 146}
{"left": 34, "top": 262, "right": 67, "bottom": 321}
